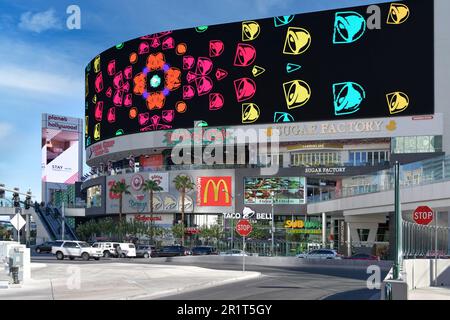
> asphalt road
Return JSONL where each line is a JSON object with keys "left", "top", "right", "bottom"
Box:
{"left": 31, "top": 253, "right": 387, "bottom": 300}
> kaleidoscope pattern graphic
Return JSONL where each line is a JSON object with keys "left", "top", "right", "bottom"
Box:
{"left": 85, "top": 0, "right": 433, "bottom": 146}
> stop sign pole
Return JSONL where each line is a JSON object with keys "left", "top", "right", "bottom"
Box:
{"left": 236, "top": 220, "right": 252, "bottom": 272}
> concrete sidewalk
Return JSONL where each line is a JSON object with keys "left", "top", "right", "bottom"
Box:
{"left": 409, "top": 287, "right": 450, "bottom": 300}
{"left": 0, "top": 263, "right": 260, "bottom": 300}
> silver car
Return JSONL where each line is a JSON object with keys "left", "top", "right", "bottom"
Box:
{"left": 136, "top": 245, "right": 155, "bottom": 258}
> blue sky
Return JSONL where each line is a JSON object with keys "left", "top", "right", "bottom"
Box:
{"left": 0, "top": 0, "right": 391, "bottom": 200}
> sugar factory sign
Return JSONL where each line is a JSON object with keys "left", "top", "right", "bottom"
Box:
{"left": 304, "top": 167, "right": 347, "bottom": 175}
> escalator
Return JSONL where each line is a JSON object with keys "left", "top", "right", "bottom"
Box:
{"left": 33, "top": 204, "right": 77, "bottom": 241}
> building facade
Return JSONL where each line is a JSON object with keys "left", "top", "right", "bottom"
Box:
{"left": 80, "top": 0, "right": 450, "bottom": 255}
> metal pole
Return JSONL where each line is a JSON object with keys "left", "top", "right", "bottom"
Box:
{"left": 435, "top": 212, "right": 438, "bottom": 286}
{"left": 17, "top": 213, "right": 20, "bottom": 244}
{"left": 271, "top": 194, "right": 274, "bottom": 256}
{"left": 61, "top": 201, "right": 65, "bottom": 240}
{"left": 322, "top": 212, "right": 326, "bottom": 248}
{"left": 393, "top": 161, "right": 402, "bottom": 280}
{"left": 231, "top": 218, "right": 234, "bottom": 249}
{"left": 26, "top": 213, "right": 30, "bottom": 246}
{"left": 243, "top": 235, "right": 246, "bottom": 272}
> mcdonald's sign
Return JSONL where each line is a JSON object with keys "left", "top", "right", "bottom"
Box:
{"left": 197, "top": 176, "right": 232, "bottom": 206}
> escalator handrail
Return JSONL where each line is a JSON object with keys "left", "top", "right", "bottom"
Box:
{"left": 33, "top": 204, "right": 58, "bottom": 240}
{"left": 53, "top": 207, "right": 78, "bottom": 240}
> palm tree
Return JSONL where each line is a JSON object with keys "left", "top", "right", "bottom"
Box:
{"left": 173, "top": 175, "right": 195, "bottom": 246}
{"left": 110, "top": 180, "right": 130, "bottom": 241}
{"left": 143, "top": 179, "right": 163, "bottom": 244}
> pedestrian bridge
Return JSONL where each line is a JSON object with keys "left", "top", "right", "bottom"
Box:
{"left": 307, "top": 155, "right": 450, "bottom": 254}
{"left": 308, "top": 155, "right": 450, "bottom": 222}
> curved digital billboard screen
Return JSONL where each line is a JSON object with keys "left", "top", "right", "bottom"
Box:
{"left": 85, "top": 0, "right": 433, "bottom": 146}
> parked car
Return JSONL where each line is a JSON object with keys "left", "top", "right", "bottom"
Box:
{"left": 345, "top": 253, "right": 380, "bottom": 261}
{"left": 220, "top": 249, "right": 249, "bottom": 256}
{"left": 296, "top": 249, "right": 342, "bottom": 259}
{"left": 35, "top": 241, "right": 56, "bottom": 254}
{"left": 92, "top": 242, "right": 118, "bottom": 258}
{"left": 136, "top": 245, "right": 155, "bottom": 258}
{"left": 51, "top": 240, "right": 103, "bottom": 261}
{"left": 153, "top": 246, "right": 191, "bottom": 257}
{"left": 114, "top": 243, "right": 136, "bottom": 258}
{"left": 191, "top": 246, "right": 219, "bottom": 256}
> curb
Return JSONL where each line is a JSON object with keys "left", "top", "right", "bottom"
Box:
{"left": 121, "top": 271, "right": 262, "bottom": 300}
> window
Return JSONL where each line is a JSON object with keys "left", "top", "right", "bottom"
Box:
{"left": 63, "top": 242, "right": 78, "bottom": 248}
{"left": 357, "top": 229, "right": 370, "bottom": 242}
{"left": 392, "top": 136, "right": 442, "bottom": 154}
{"left": 87, "top": 185, "right": 102, "bottom": 208}
{"left": 291, "top": 151, "right": 342, "bottom": 166}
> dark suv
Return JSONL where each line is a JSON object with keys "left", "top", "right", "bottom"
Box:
{"left": 191, "top": 246, "right": 219, "bottom": 256}
{"left": 35, "top": 241, "right": 56, "bottom": 254}
{"left": 154, "top": 246, "right": 191, "bottom": 257}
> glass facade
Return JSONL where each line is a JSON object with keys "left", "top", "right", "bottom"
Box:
{"left": 86, "top": 185, "right": 102, "bottom": 208}
{"left": 291, "top": 152, "right": 342, "bottom": 167}
{"left": 348, "top": 150, "right": 390, "bottom": 166}
{"left": 391, "top": 136, "right": 442, "bottom": 154}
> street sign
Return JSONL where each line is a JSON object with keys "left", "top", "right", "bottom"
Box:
{"left": 11, "top": 213, "right": 26, "bottom": 231}
{"left": 236, "top": 219, "right": 252, "bottom": 237}
{"left": 413, "top": 206, "right": 434, "bottom": 225}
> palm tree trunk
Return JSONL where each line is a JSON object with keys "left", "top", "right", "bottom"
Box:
{"left": 181, "top": 189, "right": 185, "bottom": 246}
{"left": 149, "top": 190, "right": 154, "bottom": 244}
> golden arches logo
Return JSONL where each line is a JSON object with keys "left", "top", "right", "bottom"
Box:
{"left": 387, "top": 3, "right": 410, "bottom": 25}
{"left": 283, "top": 27, "right": 311, "bottom": 55}
{"left": 203, "top": 179, "right": 230, "bottom": 205}
{"left": 283, "top": 80, "right": 311, "bottom": 109}
{"left": 242, "top": 21, "right": 260, "bottom": 41}
{"left": 386, "top": 92, "right": 409, "bottom": 115}
{"left": 242, "top": 103, "right": 260, "bottom": 124}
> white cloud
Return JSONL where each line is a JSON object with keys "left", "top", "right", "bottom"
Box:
{"left": 0, "top": 122, "right": 13, "bottom": 140}
{"left": 0, "top": 65, "right": 81, "bottom": 97}
{"left": 18, "top": 9, "right": 62, "bottom": 33}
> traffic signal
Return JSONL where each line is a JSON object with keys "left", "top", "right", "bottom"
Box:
{"left": 25, "top": 191, "right": 32, "bottom": 210}
{"left": 0, "top": 184, "right": 4, "bottom": 199}
{"left": 13, "top": 188, "right": 20, "bottom": 207}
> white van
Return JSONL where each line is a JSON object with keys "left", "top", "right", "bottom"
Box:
{"left": 114, "top": 243, "right": 136, "bottom": 258}
{"left": 92, "top": 242, "right": 117, "bottom": 258}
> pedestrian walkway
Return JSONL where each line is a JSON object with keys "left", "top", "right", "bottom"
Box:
{"left": 0, "top": 262, "right": 260, "bottom": 300}
{"left": 409, "top": 287, "right": 450, "bottom": 300}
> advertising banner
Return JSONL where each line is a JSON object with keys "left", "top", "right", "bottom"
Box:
{"left": 107, "top": 172, "right": 170, "bottom": 213}
{"left": 244, "top": 177, "right": 306, "bottom": 205}
{"left": 196, "top": 176, "right": 232, "bottom": 207}
{"left": 41, "top": 114, "right": 82, "bottom": 184}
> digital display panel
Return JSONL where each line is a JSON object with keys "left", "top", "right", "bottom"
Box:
{"left": 244, "top": 177, "right": 306, "bottom": 204}
{"left": 85, "top": 0, "right": 433, "bottom": 146}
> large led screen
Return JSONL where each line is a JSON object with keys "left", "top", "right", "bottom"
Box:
{"left": 85, "top": 0, "right": 433, "bottom": 146}
{"left": 244, "top": 177, "right": 306, "bottom": 205}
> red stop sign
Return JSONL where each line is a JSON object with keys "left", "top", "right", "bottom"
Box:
{"left": 413, "top": 206, "right": 434, "bottom": 225}
{"left": 236, "top": 219, "right": 253, "bottom": 237}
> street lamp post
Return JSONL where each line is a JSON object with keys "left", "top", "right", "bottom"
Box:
{"left": 393, "top": 161, "right": 402, "bottom": 280}
{"left": 222, "top": 189, "right": 238, "bottom": 249}
{"left": 271, "top": 191, "right": 275, "bottom": 256}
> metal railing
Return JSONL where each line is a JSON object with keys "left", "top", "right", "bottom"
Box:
{"left": 310, "top": 155, "right": 450, "bottom": 203}
{"left": 402, "top": 220, "right": 449, "bottom": 258}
